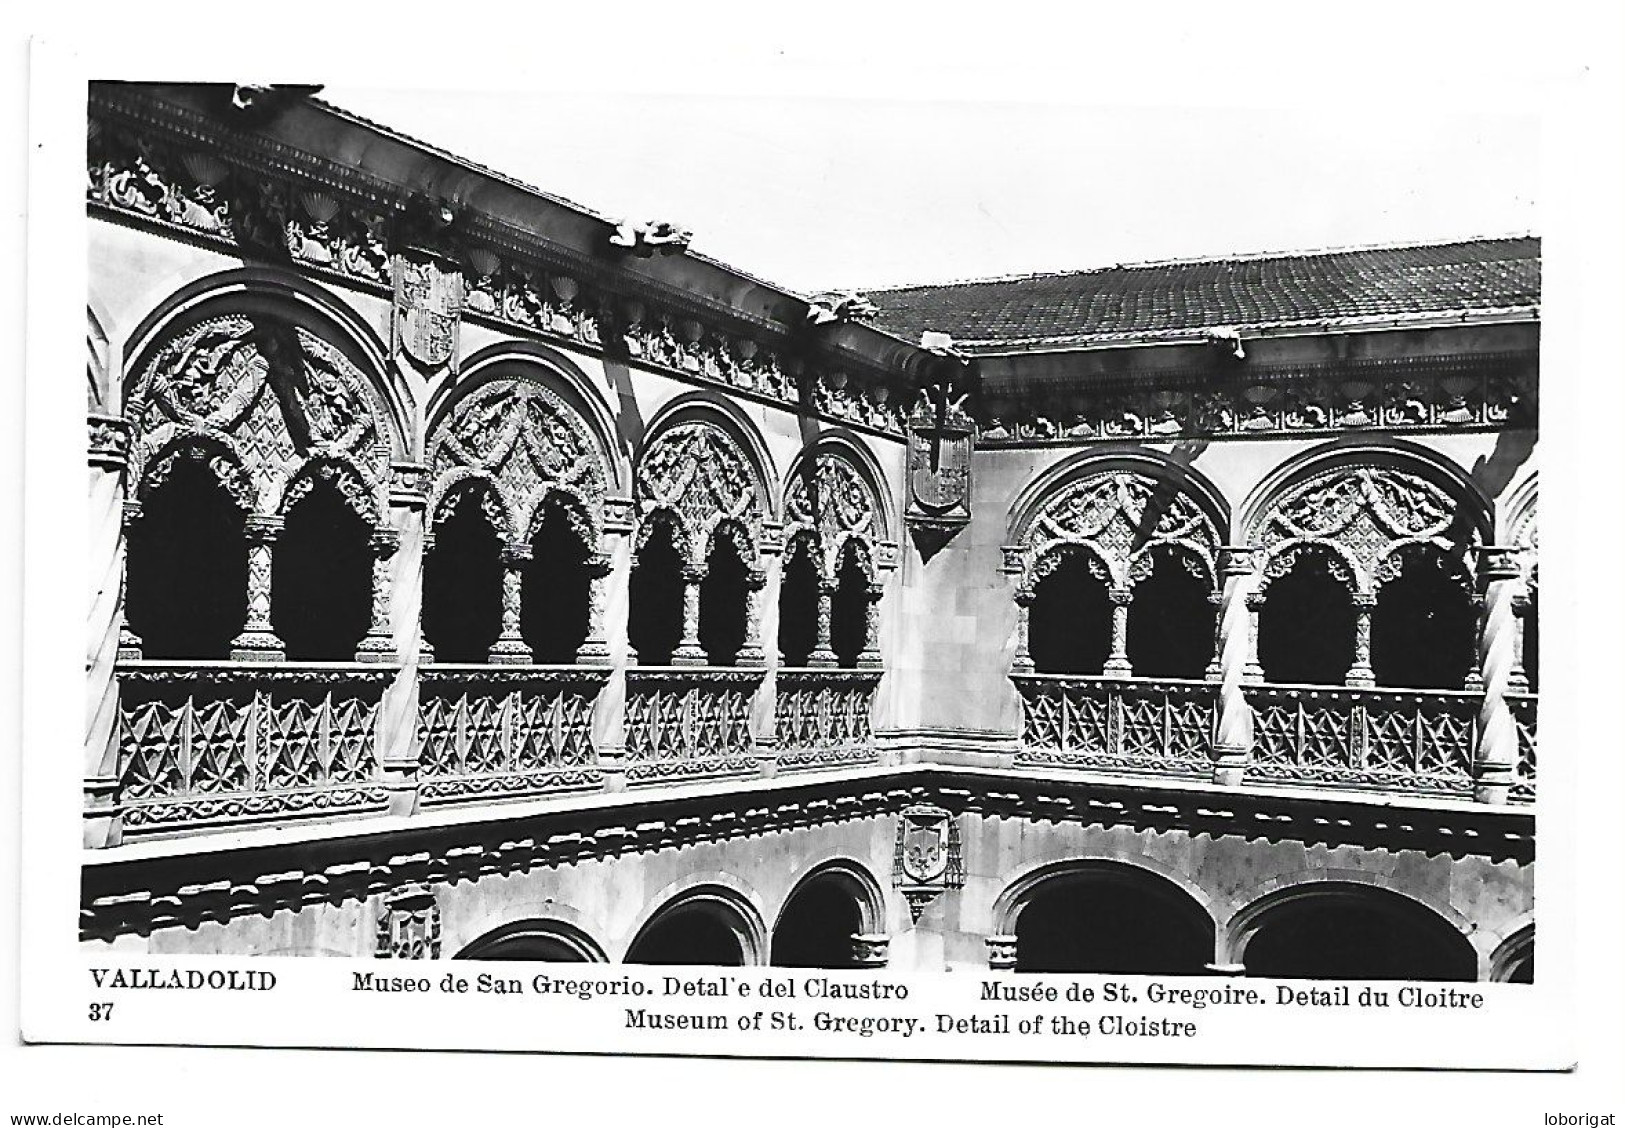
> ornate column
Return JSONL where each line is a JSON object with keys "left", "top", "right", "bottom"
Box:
{"left": 116, "top": 501, "right": 144, "bottom": 660}
{"left": 750, "top": 522, "right": 783, "bottom": 774}
{"left": 230, "top": 514, "right": 286, "bottom": 662}
{"left": 736, "top": 566, "right": 768, "bottom": 666}
{"left": 355, "top": 527, "right": 400, "bottom": 662}
{"left": 378, "top": 462, "right": 428, "bottom": 816}
{"left": 1509, "top": 590, "right": 1531, "bottom": 692}
{"left": 808, "top": 577, "right": 839, "bottom": 668}
{"left": 851, "top": 934, "right": 890, "bottom": 969}
{"left": 593, "top": 498, "right": 636, "bottom": 790}
{"left": 87, "top": 415, "right": 132, "bottom": 848}
{"left": 1210, "top": 547, "right": 1259, "bottom": 787}
{"left": 1473, "top": 546, "right": 1523, "bottom": 804}
{"left": 1243, "top": 591, "right": 1265, "bottom": 683}
{"left": 858, "top": 579, "right": 885, "bottom": 669}
{"left": 576, "top": 550, "right": 614, "bottom": 664}
{"left": 672, "top": 563, "right": 708, "bottom": 666}
{"left": 1344, "top": 592, "right": 1377, "bottom": 688}
{"left": 1010, "top": 589, "right": 1035, "bottom": 673}
{"left": 1103, "top": 586, "right": 1133, "bottom": 677}
{"left": 487, "top": 542, "right": 533, "bottom": 664}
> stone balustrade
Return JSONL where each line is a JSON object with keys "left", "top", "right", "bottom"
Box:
{"left": 1011, "top": 674, "right": 1217, "bottom": 779}
{"left": 774, "top": 668, "right": 881, "bottom": 772}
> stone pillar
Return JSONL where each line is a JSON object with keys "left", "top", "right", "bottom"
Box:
{"left": 378, "top": 463, "right": 428, "bottom": 817}
{"left": 576, "top": 550, "right": 614, "bottom": 665}
{"left": 985, "top": 934, "right": 1019, "bottom": 971}
{"left": 1243, "top": 591, "right": 1265, "bottom": 683}
{"left": 1011, "top": 588, "right": 1035, "bottom": 673}
{"left": 230, "top": 514, "right": 285, "bottom": 662}
{"left": 737, "top": 566, "right": 768, "bottom": 666}
{"left": 851, "top": 934, "right": 890, "bottom": 968}
{"left": 808, "top": 577, "right": 839, "bottom": 667}
{"left": 1473, "top": 547, "right": 1524, "bottom": 804}
{"left": 1210, "top": 546, "right": 1259, "bottom": 787}
{"left": 858, "top": 580, "right": 885, "bottom": 669}
{"left": 672, "top": 564, "right": 708, "bottom": 666}
{"left": 1509, "top": 590, "right": 1531, "bottom": 692}
{"left": 86, "top": 415, "right": 131, "bottom": 848}
{"left": 593, "top": 499, "right": 636, "bottom": 790}
{"left": 750, "top": 525, "right": 783, "bottom": 774}
{"left": 355, "top": 527, "right": 400, "bottom": 662}
{"left": 1103, "top": 586, "right": 1133, "bottom": 677}
{"left": 1344, "top": 592, "right": 1376, "bottom": 687}
{"left": 487, "top": 542, "right": 533, "bottom": 664}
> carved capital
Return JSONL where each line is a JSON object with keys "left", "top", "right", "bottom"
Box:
{"left": 1479, "top": 545, "right": 1524, "bottom": 582}
{"left": 602, "top": 496, "right": 636, "bottom": 534}
{"left": 243, "top": 514, "right": 284, "bottom": 543}
{"left": 388, "top": 461, "right": 430, "bottom": 509}
{"left": 1218, "top": 545, "right": 1260, "bottom": 578}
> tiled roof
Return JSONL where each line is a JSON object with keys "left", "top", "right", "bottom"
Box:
{"left": 865, "top": 236, "right": 1540, "bottom": 351}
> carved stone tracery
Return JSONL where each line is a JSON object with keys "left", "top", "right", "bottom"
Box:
{"left": 784, "top": 452, "right": 888, "bottom": 582}
{"left": 635, "top": 420, "right": 764, "bottom": 568}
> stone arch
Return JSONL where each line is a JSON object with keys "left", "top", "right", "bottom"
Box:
{"left": 426, "top": 363, "right": 612, "bottom": 556}
{"left": 87, "top": 301, "right": 115, "bottom": 411}
{"left": 122, "top": 287, "right": 399, "bottom": 524}
{"left": 770, "top": 858, "right": 888, "bottom": 969}
{"left": 1241, "top": 441, "right": 1491, "bottom": 597}
{"left": 427, "top": 471, "right": 515, "bottom": 544}
{"left": 992, "top": 857, "right": 1218, "bottom": 974}
{"left": 1227, "top": 875, "right": 1476, "bottom": 981}
{"left": 623, "top": 879, "right": 769, "bottom": 967}
{"left": 277, "top": 450, "right": 381, "bottom": 525}
{"left": 1488, "top": 921, "right": 1536, "bottom": 983}
{"left": 635, "top": 400, "right": 773, "bottom": 570}
{"left": 134, "top": 430, "right": 257, "bottom": 513}
{"left": 121, "top": 268, "right": 406, "bottom": 460}
{"left": 783, "top": 435, "right": 896, "bottom": 583}
{"left": 454, "top": 919, "right": 609, "bottom": 963}
{"left": 1006, "top": 451, "right": 1226, "bottom": 595}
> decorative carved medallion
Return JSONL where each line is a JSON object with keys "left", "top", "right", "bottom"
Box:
{"left": 392, "top": 252, "right": 465, "bottom": 371}
{"left": 892, "top": 803, "right": 965, "bottom": 921}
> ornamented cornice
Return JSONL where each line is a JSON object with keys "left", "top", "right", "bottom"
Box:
{"left": 977, "top": 354, "right": 1536, "bottom": 446}
{"left": 87, "top": 91, "right": 913, "bottom": 440}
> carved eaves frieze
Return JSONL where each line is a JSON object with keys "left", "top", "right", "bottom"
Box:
{"left": 87, "top": 93, "right": 912, "bottom": 439}
{"left": 976, "top": 354, "right": 1536, "bottom": 446}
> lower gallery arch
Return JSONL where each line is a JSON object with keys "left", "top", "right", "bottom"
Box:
{"left": 1002, "top": 861, "right": 1215, "bottom": 975}
{"left": 770, "top": 861, "right": 885, "bottom": 969}
{"left": 455, "top": 919, "right": 607, "bottom": 962}
{"left": 625, "top": 885, "right": 767, "bottom": 967}
{"left": 1232, "top": 882, "right": 1476, "bottom": 982}
{"left": 1491, "top": 924, "right": 1535, "bottom": 984}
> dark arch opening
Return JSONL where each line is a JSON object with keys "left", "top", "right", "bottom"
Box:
{"left": 771, "top": 876, "right": 865, "bottom": 968}
{"left": 830, "top": 543, "right": 869, "bottom": 668}
{"left": 1258, "top": 553, "right": 1355, "bottom": 685}
{"left": 699, "top": 532, "right": 749, "bottom": 666}
{"left": 523, "top": 503, "right": 591, "bottom": 664}
{"left": 1127, "top": 550, "right": 1215, "bottom": 679}
{"left": 1372, "top": 551, "right": 1476, "bottom": 689}
{"left": 1028, "top": 552, "right": 1111, "bottom": 675}
{"left": 628, "top": 521, "right": 683, "bottom": 666}
{"left": 457, "top": 923, "right": 599, "bottom": 962}
{"left": 1241, "top": 888, "right": 1476, "bottom": 982}
{"left": 423, "top": 494, "right": 504, "bottom": 663}
{"left": 125, "top": 458, "right": 248, "bottom": 659}
{"left": 778, "top": 540, "right": 819, "bottom": 667}
{"left": 272, "top": 481, "right": 372, "bottom": 661}
{"left": 1014, "top": 870, "right": 1213, "bottom": 975}
{"left": 626, "top": 904, "right": 747, "bottom": 966}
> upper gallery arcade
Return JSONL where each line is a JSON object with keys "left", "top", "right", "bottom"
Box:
{"left": 82, "top": 83, "right": 1537, "bottom": 979}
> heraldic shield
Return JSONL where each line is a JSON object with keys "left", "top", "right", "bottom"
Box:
{"left": 893, "top": 803, "right": 965, "bottom": 921}
{"left": 392, "top": 252, "right": 464, "bottom": 370}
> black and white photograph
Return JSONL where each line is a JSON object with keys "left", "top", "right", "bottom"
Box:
{"left": 9, "top": 6, "right": 1625, "bottom": 1123}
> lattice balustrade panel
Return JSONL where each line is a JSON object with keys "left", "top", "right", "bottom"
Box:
{"left": 1507, "top": 693, "right": 1537, "bottom": 802}
{"left": 416, "top": 667, "right": 606, "bottom": 804}
{"left": 116, "top": 664, "right": 389, "bottom": 834}
{"left": 624, "top": 669, "right": 761, "bottom": 783}
{"left": 1244, "top": 686, "right": 1476, "bottom": 797}
{"left": 1012, "top": 675, "right": 1212, "bottom": 778}
{"left": 775, "top": 670, "right": 880, "bottom": 771}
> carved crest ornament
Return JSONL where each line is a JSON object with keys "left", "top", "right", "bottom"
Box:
{"left": 904, "top": 382, "right": 975, "bottom": 558}
{"left": 893, "top": 803, "right": 965, "bottom": 922}
{"left": 392, "top": 252, "right": 465, "bottom": 371}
